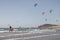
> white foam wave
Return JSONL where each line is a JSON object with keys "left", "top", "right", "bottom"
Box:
{"left": 0, "top": 29, "right": 56, "bottom": 33}
{"left": 29, "top": 29, "right": 56, "bottom": 33}
{"left": 0, "top": 31, "right": 9, "bottom": 33}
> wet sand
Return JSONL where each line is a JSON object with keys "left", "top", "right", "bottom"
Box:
{"left": 0, "top": 31, "right": 60, "bottom": 40}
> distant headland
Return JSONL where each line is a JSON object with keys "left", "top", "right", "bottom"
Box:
{"left": 38, "top": 24, "right": 60, "bottom": 28}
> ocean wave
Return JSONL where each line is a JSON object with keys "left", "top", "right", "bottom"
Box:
{"left": 28, "top": 29, "right": 56, "bottom": 34}
{"left": 0, "top": 29, "right": 56, "bottom": 33}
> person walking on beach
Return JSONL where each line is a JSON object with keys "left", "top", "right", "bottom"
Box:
{"left": 9, "top": 25, "right": 13, "bottom": 32}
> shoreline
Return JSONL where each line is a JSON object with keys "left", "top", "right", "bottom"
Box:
{"left": 0, "top": 31, "right": 60, "bottom": 40}
{"left": 2, "top": 34, "right": 60, "bottom": 40}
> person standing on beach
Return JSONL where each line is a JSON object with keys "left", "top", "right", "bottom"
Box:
{"left": 9, "top": 25, "right": 13, "bottom": 32}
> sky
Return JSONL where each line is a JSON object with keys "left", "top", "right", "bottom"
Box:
{"left": 0, "top": 0, "right": 60, "bottom": 28}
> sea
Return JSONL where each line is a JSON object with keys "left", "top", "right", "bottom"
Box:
{"left": 0, "top": 27, "right": 60, "bottom": 33}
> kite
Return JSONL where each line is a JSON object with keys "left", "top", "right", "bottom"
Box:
{"left": 56, "top": 20, "right": 58, "bottom": 22}
{"left": 45, "top": 19, "right": 47, "bottom": 21}
{"left": 50, "top": 9, "right": 53, "bottom": 13}
{"left": 42, "top": 12, "right": 45, "bottom": 15}
{"left": 33, "top": 0, "right": 40, "bottom": 7}
{"left": 34, "top": 3, "right": 38, "bottom": 7}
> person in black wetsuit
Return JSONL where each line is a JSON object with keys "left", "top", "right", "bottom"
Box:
{"left": 9, "top": 26, "right": 13, "bottom": 32}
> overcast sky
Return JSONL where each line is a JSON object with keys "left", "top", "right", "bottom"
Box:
{"left": 0, "top": 0, "right": 60, "bottom": 28}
